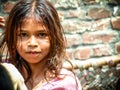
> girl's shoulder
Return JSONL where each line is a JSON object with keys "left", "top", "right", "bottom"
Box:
{"left": 41, "top": 68, "right": 82, "bottom": 90}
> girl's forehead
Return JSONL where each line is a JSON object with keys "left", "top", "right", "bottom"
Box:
{"left": 19, "top": 17, "right": 49, "bottom": 32}
{"left": 22, "top": 17, "right": 41, "bottom": 24}
{"left": 21, "top": 17, "right": 45, "bottom": 28}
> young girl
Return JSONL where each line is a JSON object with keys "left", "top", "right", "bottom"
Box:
{"left": 0, "top": 0, "right": 82, "bottom": 90}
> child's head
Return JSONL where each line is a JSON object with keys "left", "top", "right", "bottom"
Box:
{"left": 1, "top": 0, "right": 66, "bottom": 81}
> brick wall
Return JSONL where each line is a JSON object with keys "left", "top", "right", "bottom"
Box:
{"left": 55, "top": 0, "right": 120, "bottom": 61}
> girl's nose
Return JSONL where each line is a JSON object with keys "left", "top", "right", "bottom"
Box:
{"left": 27, "top": 36, "right": 38, "bottom": 47}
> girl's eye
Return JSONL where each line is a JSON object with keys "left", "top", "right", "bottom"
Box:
{"left": 20, "top": 32, "right": 28, "bottom": 37}
{"left": 18, "top": 32, "right": 28, "bottom": 39}
{"left": 38, "top": 33, "right": 48, "bottom": 38}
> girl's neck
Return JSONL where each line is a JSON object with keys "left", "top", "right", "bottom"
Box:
{"left": 26, "top": 74, "right": 46, "bottom": 90}
{"left": 25, "top": 60, "right": 47, "bottom": 89}
{"left": 29, "top": 60, "right": 46, "bottom": 77}
{"left": 26, "top": 66, "right": 46, "bottom": 90}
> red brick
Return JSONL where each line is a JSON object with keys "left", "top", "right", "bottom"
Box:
{"left": 3, "top": 1, "right": 15, "bottom": 13}
{"left": 62, "top": 21, "right": 78, "bottom": 33}
{"left": 115, "top": 43, "right": 120, "bottom": 53}
{"left": 111, "top": 18, "right": 120, "bottom": 30}
{"left": 74, "top": 47, "right": 92, "bottom": 60}
{"left": 87, "top": 8, "right": 111, "bottom": 19}
{"left": 93, "top": 45, "right": 112, "bottom": 56}
{"left": 65, "top": 35, "right": 81, "bottom": 48}
{"left": 93, "top": 19, "right": 110, "bottom": 30}
{"left": 62, "top": 20, "right": 92, "bottom": 33}
{"left": 84, "top": 0, "right": 96, "bottom": 4}
{"left": 82, "top": 32, "right": 115, "bottom": 44}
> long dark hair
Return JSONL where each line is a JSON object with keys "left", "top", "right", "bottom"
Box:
{"left": 0, "top": 0, "right": 68, "bottom": 83}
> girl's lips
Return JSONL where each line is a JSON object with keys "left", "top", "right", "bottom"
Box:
{"left": 26, "top": 52, "right": 40, "bottom": 57}
{"left": 26, "top": 51, "right": 40, "bottom": 54}
{"left": 27, "top": 51, "right": 40, "bottom": 53}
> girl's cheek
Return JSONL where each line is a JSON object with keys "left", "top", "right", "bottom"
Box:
{"left": 17, "top": 40, "right": 23, "bottom": 47}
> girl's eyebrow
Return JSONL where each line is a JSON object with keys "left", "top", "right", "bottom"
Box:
{"left": 37, "top": 30, "right": 47, "bottom": 33}
{"left": 19, "top": 29, "right": 47, "bottom": 33}
{"left": 19, "top": 29, "right": 27, "bottom": 32}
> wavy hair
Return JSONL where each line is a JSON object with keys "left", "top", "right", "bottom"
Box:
{"left": 0, "top": 0, "right": 68, "bottom": 83}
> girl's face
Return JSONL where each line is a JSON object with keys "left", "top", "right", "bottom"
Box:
{"left": 17, "top": 18, "right": 50, "bottom": 64}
